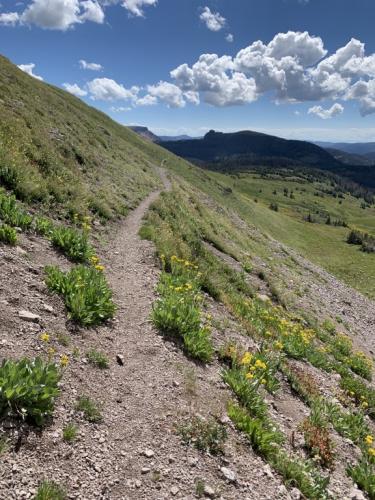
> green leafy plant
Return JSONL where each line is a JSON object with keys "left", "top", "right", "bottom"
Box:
{"left": 34, "top": 217, "right": 54, "bottom": 237}
{"left": 347, "top": 459, "right": 375, "bottom": 499}
{"left": 86, "top": 349, "right": 109, "bottom": 369}
{"left": 35, "top": 480, "right": 66, "bottom": 500}
{"left": 62, "top": 423, "right": 78, "bottom": 443}
{"left": 0, "top": 358, "right": 60, "bottom": 426}
{"left": 0, "top": 224, "right": 17, "bottom": 245}
{"left": 178, "top": 416, "right": 227, "bottom": 455}
{"left": 0, "top": 193, "right": 32, "bottom": 230}
{"left": 75, "top": 396, "right": 102, "bottom": 423}
{"left": 45, "top": 265, "right": 115, "bottom": 326}
{"left": 51, "top": 226, "right": 92, "bottom": 263}
{"left": 152, "top": 256, "right": 213, "bottom": 362}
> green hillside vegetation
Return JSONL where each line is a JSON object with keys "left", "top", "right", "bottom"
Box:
{"left": 160, "top": 163, "right": 375, "bottom": 299}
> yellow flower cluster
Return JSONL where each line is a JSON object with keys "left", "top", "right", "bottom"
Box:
{"left": 90, "top": 255, "right": 105, "bottom": 272}
{"left": 40, "top": 332, "right": 50, "bottom": 343}
{"left": 171, "top": 255, "right": 199, "bottom": 269}
{"left": 365, "top": 435, "right": 374, "bottom": 445}
{"left": 60, "top": 354, "right": 69, "bottom": 367}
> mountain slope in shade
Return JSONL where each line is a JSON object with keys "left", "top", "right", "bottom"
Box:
{"left": 161, "top": 129, "right": 341, "bottom": 168}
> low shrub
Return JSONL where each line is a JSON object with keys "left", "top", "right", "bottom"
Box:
{"left": 0, "top": 358, "right": 61, "bottom": 426}
{"left": 301, "top": 418, "right": 334, "bottom": 468}
{"left": 0, "top": 193, "right": 32, "bottom": 230}
{"left": 152, "top": 256, "right": 213, "bottom": 362}
{"left": 45, "top": 265, "right": 115, "bottom": 326}
{"left": 51, "top": 226, "right": 93, "bottom": 263}
{"left": 34, "top": 217, "right": 54, "bottom": 237}
{"left": 178, "top": 416, "right": 227, "bottom": 455}
{"left": 0, "top": 224, "right": 17, "bottom": 245}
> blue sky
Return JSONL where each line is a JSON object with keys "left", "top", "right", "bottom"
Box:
{"left": 1, "top": 0, "right": 375, "bottom": 141}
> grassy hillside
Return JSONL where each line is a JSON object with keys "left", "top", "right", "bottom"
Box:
{"left": 0, "top": 55, "right": 167, "bottom": 219}
{"left": 163, "top": 162, "right": 375, "bottom": 299}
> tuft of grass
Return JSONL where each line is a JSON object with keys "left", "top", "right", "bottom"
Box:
{"left": 178, "top": 416, "right": 227, "bottom": 455}
{"left": 0, "top": 223, "right": 17, "bottom": 245}
{"left": 45, "top": 265, "right": 115, "bottom": 326}
{"left": 62, "top": 423, "right": 78, "bottom": 443}
{"left": 75, "top": 396, "right": 102, "bottom": 423}
{"left": 86, "top": 349, "right": 109, "bottom": 369}
{"left": 35, "top": 481, "right": 66, "bottom": 500}
{"left": 0, "top": 436, "right": 9, "bottom": 455}
{"left": 347, "top": 459, "right": 375, "bottom": 499}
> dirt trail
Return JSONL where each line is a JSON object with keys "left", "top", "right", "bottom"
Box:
{"left": 0, "top": 167, "right": 288, "bottom": 499}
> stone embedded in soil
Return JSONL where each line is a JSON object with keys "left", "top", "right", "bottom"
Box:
{"left": 349, "top": 487, "right": 366, "bottom": 500}
{"left": 203, "top": 484, "right": 216, "bottom": 498}
{"left": 116, "top": 354, "right": 125, "bottom": 366}
{"left": 170, "top": 486, "right": 179, "bottom": 496}
{"left": 18, "top": 310, "right": 41, "bottom": 323}
{"left": 220, "top": 466, "right": 236, "bottom": 483}
{"left": 143, "top": 449, "right": 155, "bottom": 458}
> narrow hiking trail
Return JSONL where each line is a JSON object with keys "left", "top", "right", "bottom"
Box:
{"left": 0, "top": 168, "right": 288, "bottom": 499}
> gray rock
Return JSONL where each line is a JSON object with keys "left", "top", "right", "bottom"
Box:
{"left": 263, "top": 464, "right": 274, "bottom": 478}
{"left": 170, "top": 486, "right": 179, "bottom": 496}
{"left": 350, "top": 487, "right": 366, "bottom": 500}
{"left": 42, "top": 303, "right": 54, "bottom": 313}
{"left": 290, "top": 488, "right": 302, "bottom": 500}
{"left": 141, "top": 467, "right": 151, "bottom": 474}
{"left": 18, "top": 310, "right": 41, "bottom": 323}
{"left": 203, "top": 485, "right": 216, "bottom": 498}
{"left": 257, "top": 294, "right": 270, "bottom": 302}
{"left": 220, "top": 467, "right": 236, "bottom": 483}
{"left": 143, "top": 448, "right": 154, "bottom": 458}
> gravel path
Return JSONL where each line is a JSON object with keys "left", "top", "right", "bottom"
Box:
{"left": 0, "top": 168, "right": 288, "bottom": 499}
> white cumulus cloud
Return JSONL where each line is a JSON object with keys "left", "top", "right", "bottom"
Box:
{"left": 63, "top": 83, "right": 88, "bottom": 97}
{"left": 135, "top": 94, "right": 158, "bottom": 106}
{"left": 121, "top": 0, "right": 157, "bottom": 17}
{"left": 0, "top": 12, "right": 20, "bottom": 26}
{"left": 308, "top": 103, "right": 344, "bottom": 119}
{"left": 147, "top": 81, "right": 186, "bottom": 108}
{"left": 199, "top": 6, "right": 226, "bottom": 32}
{"left": 18, "top": 63, "right": 43, "bottom": 81}
{"left": 79, "top": 59, "right": 103, "bottom": 71}
{"left": 226, "top": 33, "right": 234, "bottom": 43}
{"left": 87, "top": 77, "right": 139, "bottom": 101}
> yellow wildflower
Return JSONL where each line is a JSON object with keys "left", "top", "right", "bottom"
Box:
{"left": 274, "top": 341, "right": 283, "bottom": 351}
{"left": 90, "top": 255, "right": 99, "bottom": 264}
{"left": 261, "top": 379, "right": 267, "bottom": 385}
{"left": 95, "top": 264, "right": 105, "bottom": 272}
{"left": 365, "top": 435, "right": 374, "bottom": 445}
{"left": 362, "top": 401, "right": 369, "bottom": 409}
{"left": 368, "top": 448, "right": 375, "bottom": 457}
{"left": 60, "top": 354, "right": 69, "bottom": 367}
{"left": 246, "top": 372, "right": 254, "bottom": 380}
{"left": 254, "top": 359, "right": 267, "bottom": 370}
{"left": 48, "top": 347, "right": 56, "bottom": 357}
{"left": 241, "top": 352, "right": 253, "bottom": 365}
{"left": 40, "top": 333, "right": 50, "bottom": 343}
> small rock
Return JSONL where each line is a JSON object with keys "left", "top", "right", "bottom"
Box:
{"left": 18, "top": 310, "right": 40, "bottom": 323}
{"left": 141, "top": 467, "right": 151, "bottom": 474}
{"left": 290, "top": 488, "right": 302, "bottom": 500}
{"left": 170, "top": 486, "right": 179, "bottom": 496}
{"left": 187, "top": 457, "right": 198, "bottom": 467}
{"left": 203, "top": 485, "right": 215, "bottom": 498}
{"left": 135, "top": 480, "right": 142, "bottom": 488}
{"left": 350, "top": 487, "right": 366, "bottom": 500}
{"left": 263, "top": 464, "right": 274, "bottom": 478}
{"left": 257, "top": 294, "right": 270, "bottom": 302}
{"left": 116, "top": 355, "right": 125, "bottom": 366}
{"left": 42, "top": 303, "right": 54, "bottom": 313}
{"left": 143, "top": 448, "right": 154, "bottom": 458}
{"left": 220, "top": 467, "right": 236, "bottom": 483}
{"left": 15, "top": 246, "right": 27, "bottom": 256}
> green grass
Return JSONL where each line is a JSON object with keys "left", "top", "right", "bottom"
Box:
{"left": 35, "top": 481, "right": 66, "bottom": 500}
{"left": 178, "top": 416, "right": 227, "bottom": 455}
{"left": 51, "top": 226, "right": 93, "bottom": 263}
{"left": 86, "top": 349, "right": 109, "bottom": 369}
{"left": 75, "top": 396, "right": 102, "bottom": 423}
{"left": 62, "top": 423, "right": 78, "bottom": 443}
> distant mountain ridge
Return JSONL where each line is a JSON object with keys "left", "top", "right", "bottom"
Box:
{"left": 161, "top": 129, "right": 341, "bottom": 168}
{"left": 316, "top": 141, "right": 375, "bottom": 155}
